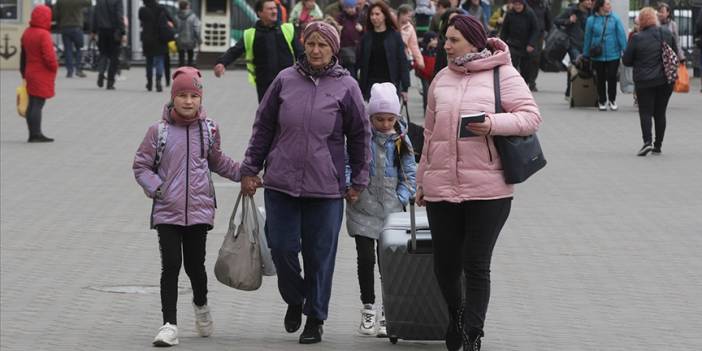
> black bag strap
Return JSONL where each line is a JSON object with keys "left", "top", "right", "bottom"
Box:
{"left": 598, "top": 16, "right": 609, "bottom": 46}
{"left": 493, "top": 67, "right": 502, "bottom": 113}
{"left": 402, "top": 100, "right": 411, "bottom": 124}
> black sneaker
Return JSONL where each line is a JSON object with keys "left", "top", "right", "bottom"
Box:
{"left": 298, "top": 317, "right": 323, "bottom": 344}
{"left": 284, "top": 304, "right": 303, "bottom": 333}
{"left": 97, "top": 74, "right": 105, "bottom": 88}
{"left": 652, "top": 146, "right": 662, "bottom": 155}
{"left": 28, "top": 135, "right": 54, "bottom": 143}
{"left": 445, "top": 321, "right": 463, "bottom": 351}
{"left": 637, "top": 143, "right": 653, "bottom": 156}
{"left": 467, "top": 335, "right": 482, "bottom": 351}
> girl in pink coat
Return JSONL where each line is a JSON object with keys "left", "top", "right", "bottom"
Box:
{"left": 133, "top": 67, "right": 242, "bottom": 347}
{"left": 416, "top": 15, "right": 541, "bottom": 351}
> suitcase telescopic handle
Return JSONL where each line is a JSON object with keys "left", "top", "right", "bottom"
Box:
{"left": 409, "top": 197, "right": 416, "bottom": 252}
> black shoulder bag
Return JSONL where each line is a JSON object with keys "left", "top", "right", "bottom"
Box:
{"left": 589, "top": 16, "right": 608, "bottom": 58}
{"left": 492, "top": 68, "right": 547, "bottom": 184}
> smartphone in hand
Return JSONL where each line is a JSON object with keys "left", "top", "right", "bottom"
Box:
{"left": 458, "top": 112, "right": 486, "bottom": 138}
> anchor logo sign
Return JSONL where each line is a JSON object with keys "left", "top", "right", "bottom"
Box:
{"left": 0, "top": 34, "right": 18, "bottom": 60}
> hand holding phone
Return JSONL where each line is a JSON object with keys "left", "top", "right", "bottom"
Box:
{"left": 458, "top": 113, "right": 486, "bottom": 138}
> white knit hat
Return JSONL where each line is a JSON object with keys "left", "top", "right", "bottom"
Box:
{"left": 367, "top": 83, "right": 401, "bottom": 117}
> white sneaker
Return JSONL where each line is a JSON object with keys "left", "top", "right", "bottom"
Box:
{"left": 609, "top": 101, "right": 618, "bottom": 111}
{"left": 358, "top": 304, "right": 377, "bottom": 336}
{"left": 153, "top": 323, "right": 179, "bottom": 347}
{"left": 376, "top": 304, "right": 387, "bottom": 338}
{"left": 598, "top": 102, "right": 607, "bottom": 111}
{"left": 193, "top": 303, "right": 213, "bottom": 337}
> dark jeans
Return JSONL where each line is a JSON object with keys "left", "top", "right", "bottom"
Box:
{"left": 426, "top": 198, "right": 511, "bottom": 337}
{"left": 145, "top": 55, "right": 165, "bottom": 81}
{"left": 178, "top": 49, "right": 195, "bottom": 67}
{"left": 527, "top": 35, "right": 544, "bottom": 88}
{"left": 26, "top": 95, "right": 46, "bottom": 138}
{"left": 592, "top": 59, "right": 619, "bottom": 104}
{"left": 510, "top": 50, "right": 533, "bottom": 86}
{"left": 354, "top": 236, "right": 378, "bottom": 305}
{"left": 97, "top": 28, "right": 120, "bottom": 83}
{"left": 156, "top": 224, "right": 209, "bottom": 325}
{"left": 61, "top": 26, "right": 84, "bottom": 75}
{"left": 635, "top": 83, "right": 673, "bottom": 148}
{"left": 263, "top": 189, "right": 344, "bottom": 320}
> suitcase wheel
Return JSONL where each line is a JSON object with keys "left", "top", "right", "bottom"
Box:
{"left": 390, "top": 336, "right": 398, "bottom": 344}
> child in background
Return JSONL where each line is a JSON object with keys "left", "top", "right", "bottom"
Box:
{"left": 133, "top": 67, "right": 242, "bottom": 347}
{"left": 416, "top": 31, "right": 439, "bottom": 112}
{"left": 345, "top": 83, "right": 417, "bottom": 337}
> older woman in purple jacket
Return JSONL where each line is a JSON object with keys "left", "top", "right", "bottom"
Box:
{"left": 240, "top": 21, "right": 371, "bottom": 345}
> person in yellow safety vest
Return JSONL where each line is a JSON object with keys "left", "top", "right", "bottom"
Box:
{"left": 214, "top": 0, "right": 302, "bottom": 102}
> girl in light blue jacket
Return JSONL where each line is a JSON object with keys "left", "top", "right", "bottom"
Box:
{"left": 583, "top": 0, "right": 627, "bottom": 111}
{"left": 345, "top": 83, "right": 417, "bottom": 337}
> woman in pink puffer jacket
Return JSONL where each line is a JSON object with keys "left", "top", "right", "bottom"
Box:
{"left": 416, "top": 15, "right": 541, "bottom": 351}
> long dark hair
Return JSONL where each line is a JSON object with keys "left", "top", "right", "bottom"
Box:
{"left": 392, "top": 121, "right": 413, "bottom": 170}
{"left": 365, "top": 0, "right": 398, "bottom": 31}
{"left": 593, "top": 0, "right": 606, "bottom": 14}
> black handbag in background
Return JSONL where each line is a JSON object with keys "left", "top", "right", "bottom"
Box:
{"left": 492, "top": 68, "right": 547, "bottom": 184}
{"left": 588, "top": 16, "right": 608, "bottom": 58}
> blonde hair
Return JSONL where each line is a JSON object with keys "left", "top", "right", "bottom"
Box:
{"left": 638, "top": 7, "right": 659, "bottom": 29}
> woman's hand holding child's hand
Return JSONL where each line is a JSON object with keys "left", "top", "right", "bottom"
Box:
{"left": 241, "top": 176, "right": 263, "bottom": 196}
{"left": 345, "top": 188, "right": 360, "bottom": 204}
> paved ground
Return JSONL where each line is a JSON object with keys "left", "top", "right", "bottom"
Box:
{"left": 1, "top": 67, "right": 701, "bottom": 351}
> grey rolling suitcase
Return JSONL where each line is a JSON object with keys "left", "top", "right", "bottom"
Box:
{"left": 378, "top": 199, "right": 449, "bottom": 344}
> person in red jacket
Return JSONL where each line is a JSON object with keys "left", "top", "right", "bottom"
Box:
{"left": 20, "top": 5, "right": 58, "bottom": 143}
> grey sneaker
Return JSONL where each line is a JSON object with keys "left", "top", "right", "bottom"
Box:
{"left": 609, "top": 101, "right": 618, "bottom": 111}
{"left": 153, "top": 323, "right": 178, "bottom": 347}
{"left": 193, "top": 303, "right": 213, "bottom": 337}
{"left": 358, "top": 304, "right": 377, "bottom": 336}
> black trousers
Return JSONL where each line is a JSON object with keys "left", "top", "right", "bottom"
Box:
{"left": 426, "top": 198, "right": 511, "bottom": 337}
{"left": 354, "top": 236, "right": 378, "bottom": 305}
{"left": 635, "top": 83, "right": 673, "bottom": 148}
{"left": 97, "top": 29, "right": 120, "bottom": 83}
{"left": 178, "top": 49, "right": 195, "bottom": 67}
{"left": 510, "top": 51, "right": 533, "bottom": 86}
{"left": 592, "top": 59, "right": 619, "bottom": 104}
{"left": 157, "top": 224, "right": 209, "bottom": 325}
{"left": 25, "top": 95, "right": 46, "bottom": 138}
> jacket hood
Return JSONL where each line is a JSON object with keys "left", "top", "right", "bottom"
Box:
{"left": 30, "top": 5, "right": 52, "bottom": 30}
{"left": 448, "top": 38, "right": 511, "bottom": 73}
{"left": 178, "top": 9, "right": 193, "bottom": 19}
{"left": 161, "top": 103, "right": 208, "bottom": 124}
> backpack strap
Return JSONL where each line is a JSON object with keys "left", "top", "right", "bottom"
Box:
{"left": 153, "top": 120, "right": 169, "bottom": 171}
{"left": 203, "top": 118, "right": 216, "bottom": 155}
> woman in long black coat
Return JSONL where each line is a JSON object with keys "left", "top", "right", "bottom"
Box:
{"left": 357, "top": 0, "right": 409, "bottom": 101}
{"left": 139, "top": 0, "right": 172, "bottom": 91}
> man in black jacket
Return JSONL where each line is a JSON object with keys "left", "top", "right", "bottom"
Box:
{"left": 500, "top": 0, "right": 539, "bottom": 84}
{"left": 214, "top": 0, "right": 302, "bottom": 102}
{"left": 91, "top": 0, "right": 125, "bottom": 90}
{"left": 526, "top": 0, "right": 551, "bottom": 91}
{"left": 554, "top": 0, "right": 592, "bottom": 97}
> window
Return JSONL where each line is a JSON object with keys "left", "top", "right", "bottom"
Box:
{"left": 0, "top": 0, "right": 20, "bottom": 21}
